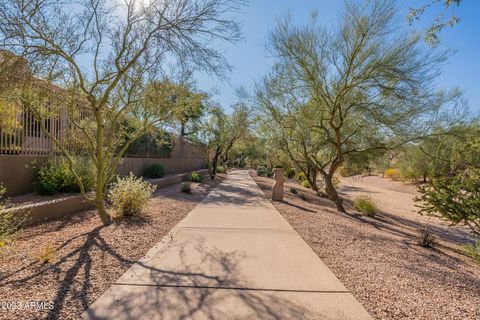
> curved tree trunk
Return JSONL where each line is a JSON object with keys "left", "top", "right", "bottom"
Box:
{"left": 324, "top": 175, "right": 345, "bottom": 213}
{"left": 95, "top": 192, "right": 111, "bottom": 225}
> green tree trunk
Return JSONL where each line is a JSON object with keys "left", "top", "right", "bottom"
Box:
{"left": 95, "top": 111, "right": 112, "bottom": 225}
{"left": 324, "top": 175, "right": 345, "bottom": 213}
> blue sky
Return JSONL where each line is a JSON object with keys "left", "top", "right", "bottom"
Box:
{"left": 195, "top": 0, "right": 480, "bottom": 113}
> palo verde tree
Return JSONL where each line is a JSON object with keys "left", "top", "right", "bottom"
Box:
{"left": 256, "top": 0, "right": 462, "bottom": 212}
{"left": 408, "top": 0, "right": 463, "bottom": 45}
{"left": 146, "top": 75, "right": 207, "bottom": 137}
{"left": 0, "top": 0, "right": 243, "bottom": 224}
{"left": 256, "top": 107, "right": 323, "bottom": 191}
{"left": 227, "top": 132, "right": 265, "bottom": 168}
{"left": 416, "top": 123, "right": 480, "bottom": 235}
{"left": 190, "top": 103, "right": 249, "bottom": 180}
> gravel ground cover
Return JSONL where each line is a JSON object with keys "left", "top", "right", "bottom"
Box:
{"left": 0, "top": 177, "right": 221, "bottom": 320}
{"left": 252, "top": 172, "right": 480, "bottom": 320}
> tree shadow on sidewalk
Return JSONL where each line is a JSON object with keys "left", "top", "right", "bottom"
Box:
{"left": 84, "top": 237, "right": 327, "bottom": 320}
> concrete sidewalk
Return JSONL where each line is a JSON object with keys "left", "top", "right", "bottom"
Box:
{"left": 83, "top": 170, "right": 372, "bottom": 320}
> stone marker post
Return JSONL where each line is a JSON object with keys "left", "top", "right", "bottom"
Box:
{"left": 272, "top": 168, "right": 284, "bottom": 201}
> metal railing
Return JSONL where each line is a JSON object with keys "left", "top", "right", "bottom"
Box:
{"left": 0, "top": 81, "right": 90, "bottom": 156}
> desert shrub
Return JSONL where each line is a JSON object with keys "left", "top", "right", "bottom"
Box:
{"left": 216, "top": 165, "right": 226, "bottom": 173}
{"left": 290, "top": 187, "right": 298, "bottom": 194}
{"left": 109, "top": 173, "right": 155, "bottom": 216}
{"left": 354, "top": 196, "right": 378, "bottom": 217}
{"left": 285, "top": 168, "right": 296, "bottom": 179}
{"left": 418, "top": 225, "right": 436, "bottom": 248}
{"left": 297, "top": 172, "right": 307, "bottom": 182}
{"left": 464, "top": 241, "right": 480, "bottom": 265}
{"left": 257, "top": 166, "right": 267, "bottom": 176}
{"left": 181, "top": 182, "right": 192, "bottom": 193}
{"left": 190, "top": 172, "right": 204, "bottom": 183}
{"left": 266, "top": 169, "right": 273, "bottom": 177}
{"left": 417, "top": 168, "right": 480, "bottom": 235}
{"left": 37, "top": 243, "right": 56, "bottom": 264}
{"left": 301, "top": 180, "right": 311, "bottom": 188}
{"left": 34, "top": 157, "right": 95, "bottom": 195}
{"left": 0, "top": 185, "right": 28, "bottom": 248}
{"left": 300, "top": 193, "right": 308, "bottom": 201}
{"left": 384, "top": 168, "right": 402, "bottom": 181}
{"left": 143, "top": 164, "right": 165, "bottom": 179}
{"left": 0, "top": 210, "right": 28, "bottom": 247}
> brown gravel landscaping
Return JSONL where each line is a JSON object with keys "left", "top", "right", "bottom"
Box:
{"left": 0, "top": 177, "right": 221, "bottom": 320}
{"left": 251, "top": 172, "right": 480, "bottom": 320}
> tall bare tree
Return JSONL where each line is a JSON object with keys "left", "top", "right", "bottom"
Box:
{"left": 0, "top": 0, "right": 243, "bottom": 224}
{"left": 256, "top": 0, "right": 463, "bottom": 212}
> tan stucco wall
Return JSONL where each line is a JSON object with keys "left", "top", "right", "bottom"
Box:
{"left": 0, "top": 137, "right": 205, "bottom": 197}
{"left": 0, "top": 155, "right": 49, "bottom": 197}
{"left": 2, "top": 169, "right": 208, "bottom": 225}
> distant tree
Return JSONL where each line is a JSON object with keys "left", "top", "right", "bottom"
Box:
{"left": 256, "top": 107, "right": 322, "bottom": 191}
{"left": 0, "top": 0, "right": 243, "bottom": 224}
{"left": 227, "top": 133, "right": 263, "bottom": 167}
{"left": 408, "top": 0, "right": 463, "bottom": 45}
{"left": 219, "top": 103, "right": 251, "bottom": 165}
{"left": 256, "top": 0, "right": 462, "bottom": 212}
{"left": 397, "top": 144, "right": 433, "bottom": 182}
{"left": 146, "top": 78, "right": 207, "bottom": 137}
{"left": 341, "top": 149, "right": 386, "bottom": 177}
{"left": 191, "top": 104, "right": 249, "bottom": 180}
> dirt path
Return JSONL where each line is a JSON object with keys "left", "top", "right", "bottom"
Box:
{"left": 338, "top": 175, "right": 475, "bottom": 243}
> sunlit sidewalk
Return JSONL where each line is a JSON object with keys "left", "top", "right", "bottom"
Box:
{"left": 83, "top": 169, "right": 372, "bottom": 319}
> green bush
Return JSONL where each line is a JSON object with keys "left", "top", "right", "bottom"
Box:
{"left": 301, "top": 180, "right": 311, "bottom": 188}
{"left": 257, "top": 166, "right": 267, "bottom": 176}
{"left": 34, "top": 157, "right": 95, "bottom": 195}
{"left": 285, "top": 168, "right": 296, "bottom": 179}
{"left": 297, "top": 172, "right": 307, "bottom": 182}
{"left": 181, "top": 182, "right": 192, "bottom": 193}
{"left": 464, "top": 241, "right": 480, "bottom": 265}
{"left": 417, "top": 168, "right": 480, "bottom": 236}
{"left": 266, "top": 169, "right": 273, "bottom": 177}
{"left": 36, "top": 181, "right": 56, "bottom": 196}
{"left": 216, "top": 165, "right": 226, "bottom": 173}
{"left": 108, "top": 173, "right": 155, "bottom": 216}
{"left": 190, "top": 172, "right": 204, "bottom": 183}
{"left": 143, "top": 164, "right": 165, "bottom": 179}
{"left": 354, "top": 196, "right": 378, "bottom": 217}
